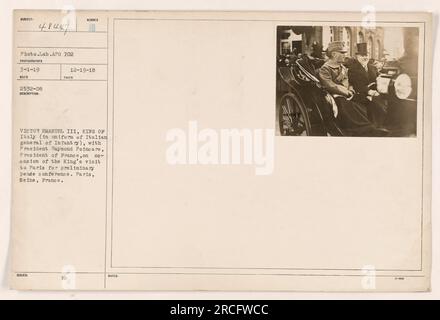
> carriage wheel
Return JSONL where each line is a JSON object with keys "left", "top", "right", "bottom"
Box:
{"left": 279, "top": 93, "right": 311, "bottom": 136}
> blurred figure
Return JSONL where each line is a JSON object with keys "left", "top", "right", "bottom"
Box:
{"left": 287, "top": 47, "right": 299, "bottom": 65}
{"left": 398, "top": 27, "right": 418, "bottom": 76}
{"left": 309, "top": 41, "right": 325, "bottom": 68}
{"left": 367, "top": 58, "right": 380, "bottom": 77}
{"left": 311, "top": 41, "right": 324, "bottom": 59}
{"left": 343, "top": 56, "right": 356, "bottom": 68}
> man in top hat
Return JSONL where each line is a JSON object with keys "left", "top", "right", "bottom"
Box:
{"left": 319, "top": 41, "right": 388, "bottom": 136}
{"left": 348, "top": 42, "right": 388, "bottom": 127}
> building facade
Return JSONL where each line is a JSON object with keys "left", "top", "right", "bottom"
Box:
{"left": 278, "top": 26, "right": 385, "bottom": 60}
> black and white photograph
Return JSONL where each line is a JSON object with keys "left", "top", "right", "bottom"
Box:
{"left": 276, "top": 25, "right": 419, "bottom": 137}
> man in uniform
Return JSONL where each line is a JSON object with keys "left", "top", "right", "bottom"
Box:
{"left": 348, "top": 43, "right": 388, "bottom": 127}
{"left": 319, "top": 41, "right": 388, "bottom": 136}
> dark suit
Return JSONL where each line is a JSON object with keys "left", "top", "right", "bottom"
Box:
{"left": 348, "top": 59, "right": 387, "bottom": 127}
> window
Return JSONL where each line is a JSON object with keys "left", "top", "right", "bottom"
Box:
{"left": 341, "top": 27, "right": 351, "bottom": 54}
{"left": 375, "top": 39, "right": 380, "bottom": 59}
{"left": 367, "top": 36, "right": 373, "bottom": 58}
{"left": 322, "top": 26, "right": 333, "bottom": 49}
{"left": 358, "top": 31, "right": 364, "bottom": 43}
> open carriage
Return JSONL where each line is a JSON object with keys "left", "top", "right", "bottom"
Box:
{"left": 277, "top": 54, "right": 417, "bottom": 137}
{"left": 277, "top": 56, "right": 344, "bottom": 136}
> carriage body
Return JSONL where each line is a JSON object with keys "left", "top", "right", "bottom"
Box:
{"left": 277, "top": 56, "right": 343, "bottom": 136}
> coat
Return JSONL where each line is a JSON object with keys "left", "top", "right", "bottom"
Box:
{"left": 318, "top": 60, "right": 351, "bottom": 97}
{"left": 348, "top": 59, "right": 387, "bottom": 127}
{"left": 347, "top": 59, "right": 379, "bottom": 103}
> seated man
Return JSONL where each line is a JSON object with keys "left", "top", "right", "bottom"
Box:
{"left": 348, "top": 43, "right": 388, "bottom": 127}
{"left": 319, "top": 41, "right": 388, "bottom": 137}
